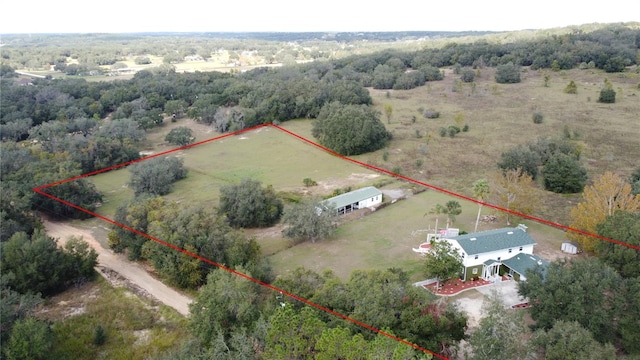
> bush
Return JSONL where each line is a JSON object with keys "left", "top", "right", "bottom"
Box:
{"left": 423, "top": 109, "right": 440, "bottom": 119}
{"left": 219, "top": 179, "right": 283, "bottom": 228}
{"left": 134, "top": 56, "right": 151, "bottom": 65}
{"left": 495, "top": 62, "right": 521, "bottom": 84}
{"left": 439, "top": 127, "right": 447, "bottom": 137}
{"left": 165, "top": 127, "right": 195, "bottom": 146}
{"left": 598, "top": 88, "right": 616, "bottom": 103}
{"left": 312, "top": 102, "right": 391, "bottom": 156}
{"left": 129, "top": 156, "right": 187, "bottom": 196}
{"left": 564, "top": 81, "right": 578, "bottom": 94}
{"left": 461, "top": 69, "right": 475, "bottom": 83}
{"left": 303, "top": 178, "right": 317, "bottom": 187}
{"left": 542, "top": 153, "right": 588, "bottom": 193}
{"left": 532, "top": 112, "right": 544, "bottom": 124}
{"left": 462, "top": 124, "right": 470, "bottom": 132}
{"left": 93, "top": 325, "right": 107, "bottom": 346}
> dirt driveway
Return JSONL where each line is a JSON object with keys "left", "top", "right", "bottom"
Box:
{"left": 43, "top": 218, "right": 192, "bottom": 317}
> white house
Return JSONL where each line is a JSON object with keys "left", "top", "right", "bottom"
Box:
{"left": 442, "top": 224, "right": 539, "bottom": 281}
{"left": 321, "top": 186, "right": 382, "bottom": 215}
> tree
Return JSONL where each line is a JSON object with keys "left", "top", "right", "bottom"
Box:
{"left": 497, "top": 145, "right": 541, "bottom": 179}
{"left": 383, "top": 103, "right": 393, "bottom": 124}
{"left": 424, "top": 240, "right": 463, "bottom": 290}
{"left": 542, "top": 153, "right": 587, "bottom": 193}
{"left": 495, "top": 62, "right": 521, "bottom": 83}
{"left": 466, "top": 290, "right": 533, "bottom": 360}
{"left": 189, "top": 268, "right": 262, "bottom": 344}
{"left": 0, "top": 273, "right": 43, "bottom": 345}
{"left": 4, "top": 317, "right": 54, "bottom": 360}
{"left": 595, "top": 211, "right": 640, "bottom": 278}
{"left": 312, "top": 102, "right": 392, "bottom": 156}
{"left": 128, "top": 156, "right": 187, "bottom": 196}
{"left": 432, "top": 200, "right": 462, "bottom": 229}
{"left": 461, "top": 68, "right": 475, "bottom": 82}
{"left": 264, "top": 306, "right": 326, "bottom": 359}
{"left": 1, "top": 230, "right": 97, "bottom": 296}
{"left": 219, "top": 179, "right": 283, "bottom": 228}
{"left": 472, "top": 179, "right": 490, "bottom": 233}
{"left": 164, "top": 126, "right": 194, "bottom": 146}
{"left": 631, "top": 166, "right": 640, "bottom": 195}
{"left": 490, "top": 168, "right": 537, "bottom": 225}
{"left": 164, "top": 99, "right": 188, "bottom": 119}
{"left": 564, "top": 80, "right": 578, "bottom": 94}
{"left": 517, "top": 257, "right": 623, "bottom": 344}
{"left": 567, "top": 171, "right": 640, "bottom": 252}
{"left": 533, "top": 321, "right": 617, "bottom": 360}
{"left": 598, "top": 79, "right": 616, "bottom": 103}
{"left": 282, "top": 198, "right": 338, "bottom": 243}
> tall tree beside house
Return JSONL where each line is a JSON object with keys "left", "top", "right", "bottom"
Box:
{"left": 472, "top": 179, "right": 490, "bottom": 232}
{"left": 595, "top": 211, "right": 640, "bottom": 279}
{"left": 517, "top": 257, "right": 624, "bottom": 346}
{"left": 431, "top": 201, "right": 462, "bottom": 229}
{"left": 466, "top": 290, "right": 534, "bottom": 360}
{"left": 490, "top": 168, "right": 537, "bottom": 226}
{"left": 424, "top": 240, "right": 463, "bottom": 290}
{"left": 567, "top": 171, "right": 640, "bottom": 252}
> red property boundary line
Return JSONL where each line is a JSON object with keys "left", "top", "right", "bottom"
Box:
{"left": 33, "top": 123, "right": 639, "bottom": 360}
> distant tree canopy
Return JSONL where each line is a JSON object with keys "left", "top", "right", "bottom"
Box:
{"left": 128, "top": 156, "right": 187, "bottom": 196}
{"left": 218, "top": 179, "right": 283, "bottom": 228}
{"left": 312, "top": 102, "right": 392, "bottom": 156}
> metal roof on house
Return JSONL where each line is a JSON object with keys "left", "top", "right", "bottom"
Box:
{"left": 502, "top": 254, "right": 549, "bottom": 277}
{"left": 323, "top": 186, "right": 382, "bottom": 209}
{"left": 448, "top": 227, "right": 536, "bottom": 255}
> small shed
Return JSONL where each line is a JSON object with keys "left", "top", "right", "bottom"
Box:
{"left": 561, "top": 241, "right": 579, "bottom": 254}
{"left": 323, "top": 186, "right": 382, "bottom": 215}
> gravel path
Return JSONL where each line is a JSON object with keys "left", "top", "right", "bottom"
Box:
{"left": 43, "top": 218, "right": 192, "bottom": 316}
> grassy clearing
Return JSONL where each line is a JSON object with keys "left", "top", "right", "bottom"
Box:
{"left": 90, "top": 125, "right": 391, "bottom": 219}
{"left": 37, "top": 277, "right": 188, "bottom": 360}
{"left": 366, "top": 67, "right": 640, "bottom": 225}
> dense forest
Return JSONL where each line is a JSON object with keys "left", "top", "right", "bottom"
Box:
{"left": 1, "top": 23, "right": 639, "bottom": 359}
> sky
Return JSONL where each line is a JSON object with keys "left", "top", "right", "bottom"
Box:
{"left": 1, "top": 0, "right": 638, "bottom": 34}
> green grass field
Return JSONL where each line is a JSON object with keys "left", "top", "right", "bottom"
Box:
{"left": 85, "top": 67, "right": 636, "bottom": 283}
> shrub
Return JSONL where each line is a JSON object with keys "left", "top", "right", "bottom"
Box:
{"left": 303, "top": 178, "right": 317, "bottom": 187}
{"left": 93, "top": 325, "right": 107, "bottom": 346}
{"left": 564, "top": 80, "right": 578, "bottom": 94}
{"left": 423, "top": 109, "right": 440, "bottom": 119}
{"left": 219, "top": 179, "right": 284, "bottom": 228}
{"left": 532, "top": 112, "right": 544, "bottom": 124}
{"left": 462, "top": 124, "right": 469, "bottom": 132}
{"left": 461, "top": 69, "right": 475, "bottom": 83}
{"left": 542, "top": 153, "right": 588, "bottom": 193}
{"left": 598, "top": 88, "right": 616, "bottom": 103}
{"left": 439, "top": 127, "right": 447, "bottom": 137}
{"left": 495, "top": 62, "right": 521, "bottom": 84}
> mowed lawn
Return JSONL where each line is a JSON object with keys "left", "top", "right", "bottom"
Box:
{"left": 90, "top": 125, "right": 389, "bottom": 218}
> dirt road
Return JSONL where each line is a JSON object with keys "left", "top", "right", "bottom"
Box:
{"left": 43, "top": 219, "right": 192, "bottom": 316}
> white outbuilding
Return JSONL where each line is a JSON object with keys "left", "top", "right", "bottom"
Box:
{"left": 561, "top": 241, "right": 579, "bottom": 254}
{"left": 322, "top": 186, "right": 383, "bottom": 215}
